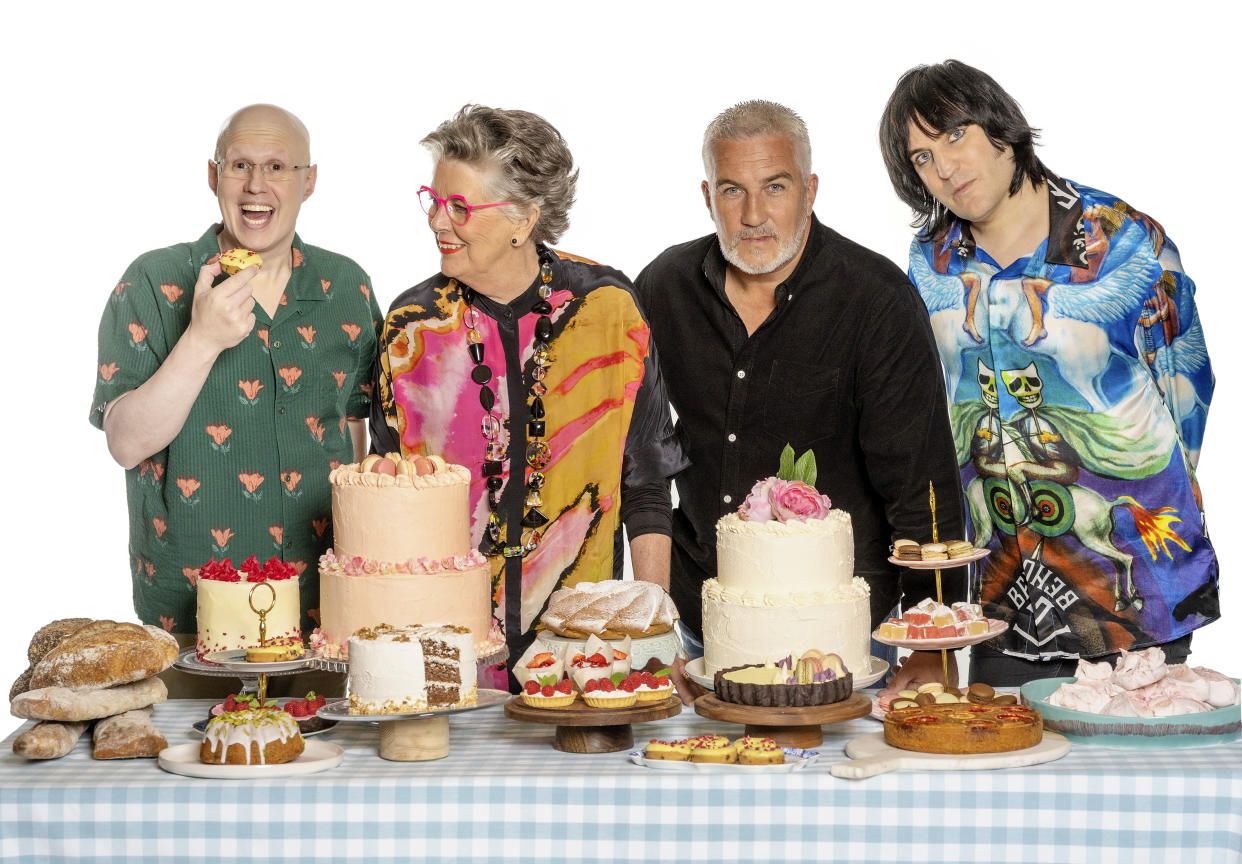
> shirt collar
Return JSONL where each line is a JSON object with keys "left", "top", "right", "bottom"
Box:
{"left": 701, "top": 212, "right": 826, "bottom": 300}
{"left": 936, "top": 173, "right": 1087, "bottom": 269}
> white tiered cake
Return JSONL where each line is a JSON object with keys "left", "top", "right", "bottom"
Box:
{"left": 701, "top": 469, "right": 871, "bottom": 678}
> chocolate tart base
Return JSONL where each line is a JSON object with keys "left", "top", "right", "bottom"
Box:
{"left": 713, "top": 666, "right": 853, "bottom": 707}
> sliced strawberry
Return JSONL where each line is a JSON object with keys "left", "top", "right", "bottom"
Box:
{"left": 587, "top": 652, "right": 608, "bottom": 667}
{"left": 613, "top": 650, "right": 628, "bottom": 661}
{"left": 529, "top": 652, "right": 555, "bottom": 668}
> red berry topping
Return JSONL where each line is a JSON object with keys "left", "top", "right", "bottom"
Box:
{"left": 556, "top": 679, "right": 573, "bottom": 695}
{"left": 587, "top": 652, "right": 608, "bottom": 668}
{"left": 600, "top": 679, "right": 616, "bottom": 692}
{"left": 540, "top": 684, "right": 555, "bottom": 697}
{"left": 620, "top": 679, "right": 639, "bottom": 693}
{"left": 656, "top": 676, "right": 670, "bottom": 687}
{"left": 585, "top": 679, "right": 599, "bottom": 693}
{"left": 524, "top": 680, "right": 540, "bottom": 695}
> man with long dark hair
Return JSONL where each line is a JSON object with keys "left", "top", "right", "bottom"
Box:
{"left": 879, "top": 61, "right": 1219, "bottom": 685}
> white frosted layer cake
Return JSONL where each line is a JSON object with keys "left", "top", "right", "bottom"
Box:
{"left": 316, "top": 462, "right": 499, "bottom": 656}
{"left": 195, "top": 565, "right": 301, "bottom": 657}
{"left": 703, "top": 509, "right": 870, "bottom": 676}
{"left": 348, "top": 624, "right": 478, "bottom": 714}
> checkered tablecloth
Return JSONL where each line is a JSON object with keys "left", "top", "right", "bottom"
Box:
{"left": 1, "top": 698, "right": 1239, "bottom": 863}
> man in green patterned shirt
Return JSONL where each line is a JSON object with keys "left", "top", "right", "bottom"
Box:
{"left": 91, "top": 105, "right": 381, "bottom": 691}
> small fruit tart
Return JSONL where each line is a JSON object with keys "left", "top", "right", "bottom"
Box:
{"left": 632, "top": 670, "right": 674, "bottom": 702}
{"left": 520, "top": 678, "right": 576, "bottom": 709}
{"left": 581, "top": 676, "right": 637, "bottom": 709}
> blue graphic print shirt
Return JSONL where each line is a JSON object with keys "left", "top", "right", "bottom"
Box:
{"left": 909, "top": 176, "right": 1218, "bottom": 660}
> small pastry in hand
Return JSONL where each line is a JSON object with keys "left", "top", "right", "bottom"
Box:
{"left": 218, "top": 248, "right": 262, "bottom": 275}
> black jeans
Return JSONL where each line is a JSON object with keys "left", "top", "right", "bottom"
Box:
{"left": 968, "top": 633, "right": 1193, "bottom": 688}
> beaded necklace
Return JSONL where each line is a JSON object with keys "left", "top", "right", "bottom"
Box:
{"left": 462, "top": 256, "right": 555, "bottom": 558}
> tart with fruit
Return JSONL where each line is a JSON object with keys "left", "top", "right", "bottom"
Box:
{"left": 714, "top": 649, "right": 853, "bottom": 707}
{"left": 581, "top": 675, "right": 638, "bottom": 709}
{"left": 632, "top": 670, "right": 674, "bottom": 702}
{"left": 520, "top": 678, "right": 576, "bottom": 708}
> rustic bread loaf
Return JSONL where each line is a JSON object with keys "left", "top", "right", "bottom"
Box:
{"left": 27, "top": 618, "right": 93, "bottom": 665}
{"left": 92, "top": 708, "right": 168, "bottom": 759}
{"left": 12, "top": 720, "right": 89, "bottom": 759}
{"left": 30, "top": 621, "right": 178, "bottom": 691}
{"left": 9, "top": 618, "right": 95, "bottom": 702}
{"left": 9, "top": 667, "right": 33, "bottom": 703}
{"left": 11, "top": 676, "right": 168, "bottom": 722}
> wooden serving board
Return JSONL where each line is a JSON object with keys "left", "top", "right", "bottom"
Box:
{"left": 830, "top": 731, "right": 1070, "bottom": 779}
{"left": 504, "top": 695, "right": 681, "bottom": 753}
{"left": 694, "top": 692, "right": 872, "bottom": 749}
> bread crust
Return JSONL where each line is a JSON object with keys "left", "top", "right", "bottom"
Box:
{"left": 11, "top": 676, "right": 168, "bottom": 722}
{"left": 12, "top": 720, "right": 89, "bottom": 759}
{"left": 92, "top": 708, "right": 168, "bottom": 759}
{"left": 30, "top": 621, "right": 177, "bottom": 691}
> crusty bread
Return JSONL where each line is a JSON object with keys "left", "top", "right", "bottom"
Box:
{"left": 11, "top": 676, "right": 167, "bottom": 722}
{"left": 9, "top": 618, "right": 94, "bottom": 701}
{"left": 13, "top": 720, "right": 89, "bottom": 759}
{"left": 92, "top": 708, "right": 168, "bottom": 759}
{"left": 27, "top": 618, "right": 93, "bottom": 665}
{"left": 30, "top": 621, "right": 178, "bottom": 691}
{"left": 8, "top": 667, "right": 33, "bottom": 703}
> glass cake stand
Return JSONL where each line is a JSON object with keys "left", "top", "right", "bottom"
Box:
{"left": 318, "top": 689, "right": 510, "bottom": 761}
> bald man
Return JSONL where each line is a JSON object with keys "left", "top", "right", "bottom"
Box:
{"left": 91, "top": 105, "right": 381, "bottom": 692}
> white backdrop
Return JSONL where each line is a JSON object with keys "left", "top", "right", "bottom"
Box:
{"left": 1, "top": 1, "right": 1235, "bottom": 734}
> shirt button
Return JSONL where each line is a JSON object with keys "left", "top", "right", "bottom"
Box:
{"left": 736, "top": 370, "right": 746, "bottom": 379}
{"left": 727, "top": 433, "right": 737, "bottom": 442}
{"left": 272, "top": 340, "right": 282, "bottom": 349}
{"left": 278, "top": 407, "right": 286, "bottom": 415}
{"left": 723, "top": 495, "right": 733, "bottom": 504}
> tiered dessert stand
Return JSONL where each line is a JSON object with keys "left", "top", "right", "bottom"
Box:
{"left": 318, "top": 642, "right": 509, "bottom": 763}
{"left": 874, "top": 483, "right": 1006, "bottom": 688}
{"left": 173, "top": 583, "right": 345, "bottom": 704}
{"left": 505, "top": 694, "right": 682, "bottom": 753}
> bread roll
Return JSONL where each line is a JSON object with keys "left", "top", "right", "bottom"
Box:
{"left": 93, "top": 708, "right": 168, "bottom": 759}
{"left": 30, "top": 621, "right": 178, "bottom": 691}
{"left": 11, "top": 676, "right": 167, "bottom": 722}
{"left": 13, "top": 720, "right": 89, "bottom": 759}
{"left": 8, "top": 667, "right": 33, "bottom": 703}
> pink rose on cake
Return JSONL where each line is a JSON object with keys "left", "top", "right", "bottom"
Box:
{"left": 738, "top": 477, "right": 779, "bottom": 522}
{"left": 737, "top": 445, "right": 832, "bottom": 523}
{"left": 770, "top": 479, "right": 831, "bottom": 521}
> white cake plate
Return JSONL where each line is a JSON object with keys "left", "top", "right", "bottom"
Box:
{"left": 317, "top": 689, "right": 509, "bottom": 762}
{"left": 872, "top": 618, "right": 1008, "bottom": 650}
{"left": 830, "top": 731, "right": 1069, "bottom": 779}
{"left": 684, "top": 656, "right": 889, "bottom": 691}
{"left": 158, "top": 739, "right": 344, "bottom": 779}
{"left": 174, "top": 646, "right": 346, "bottom": 676}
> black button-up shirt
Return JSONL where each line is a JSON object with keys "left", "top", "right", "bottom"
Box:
{"left": 636, "top": 215, "right": 966, "bottom": 637}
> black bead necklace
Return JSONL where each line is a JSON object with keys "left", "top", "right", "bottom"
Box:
{"left": 462, "top": 257, "right": 555, "bottom": 558}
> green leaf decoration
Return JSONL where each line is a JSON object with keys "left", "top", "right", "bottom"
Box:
{"left": 610, "top": 672, "right": 625, "bottom": 686}
{"left": 537, "top": 674, "right": 558, "bottom": 687}
{"left": 793, "top": 449, "right": 817, "bottom": 488}
{"left": 778, "top": 444, "right": 796, "bottom": 480}
{"left": 653, "top": 668, "right": 673, "bottom": 678}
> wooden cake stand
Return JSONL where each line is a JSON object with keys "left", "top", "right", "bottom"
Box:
{"left": 320, "top": 689, "right": 510, "bottom": 762}
{"left": 505, "top": 695, "right": 681, "bottom": 753}
{"left": 693, "top": 692, "right": 871, "bottom": 748}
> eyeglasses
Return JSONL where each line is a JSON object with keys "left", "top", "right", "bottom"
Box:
{"left": 214, "top": 159, "right": 312, "bottom": 182}
{"left": 418, "top": 186, "right": 512, "bottom": 226}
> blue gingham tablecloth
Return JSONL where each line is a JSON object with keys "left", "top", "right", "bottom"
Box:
{"left": 1, "top": 699, "right": 1239, "bottom": 864}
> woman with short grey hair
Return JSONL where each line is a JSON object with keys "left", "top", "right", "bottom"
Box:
{"left": 372, "top": 105, "right": 686, "bottom": 690}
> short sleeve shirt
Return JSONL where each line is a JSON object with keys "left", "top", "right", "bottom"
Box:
{"left": 91, "top": 225, "right": 382, "bottom": 634}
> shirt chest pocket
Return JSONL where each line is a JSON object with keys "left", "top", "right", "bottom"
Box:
{"left": 761, "top": 360, "right": 840, "bottom": 450}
